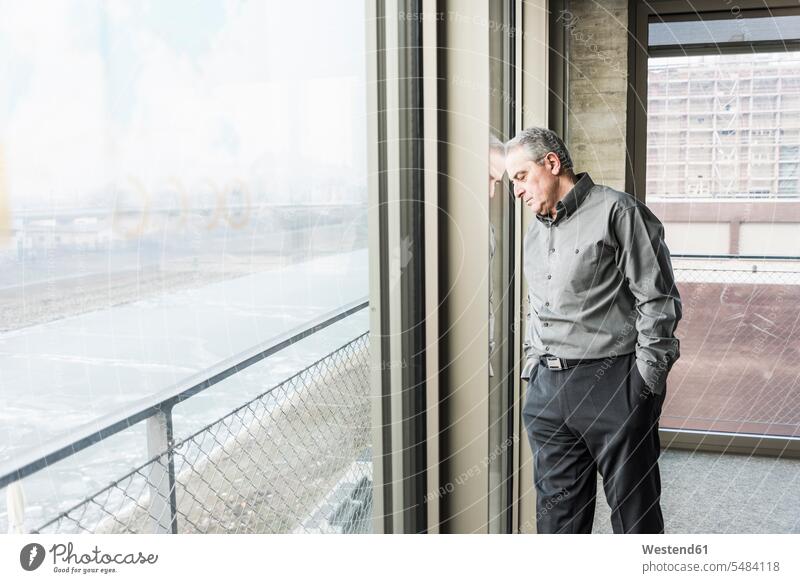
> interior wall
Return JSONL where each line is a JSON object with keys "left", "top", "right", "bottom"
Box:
{"left": 562, "top": 0, "right": 629, "bottom": 190}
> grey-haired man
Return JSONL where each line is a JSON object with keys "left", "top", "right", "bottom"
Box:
{"left": 505, "top": 127, "right": 682, "bottom": 534}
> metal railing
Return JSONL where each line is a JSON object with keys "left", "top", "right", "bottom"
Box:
{"left": 1, "top": 297, "right": 372, "bottom": 534}
{"left": 671, "top": 253, "right": 800, "bottom": 261}
{"left": 670, "top": 253, "right": 800, "bottom": 285}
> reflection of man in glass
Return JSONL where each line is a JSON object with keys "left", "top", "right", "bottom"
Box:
{"left": 488, "top": 135, "right": 506, "bottom": 378}
{"left": 506, "top": 127, "right": 681, "bottom": 534}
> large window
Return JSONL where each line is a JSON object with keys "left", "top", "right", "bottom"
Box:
{"left": 635, "top": 3, "right": 800, "bottom": 441}
{"left": 0, "top": 0, "right": 369, "bottom": 532}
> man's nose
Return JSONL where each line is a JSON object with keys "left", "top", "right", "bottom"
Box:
{"left": 514, "top": 183, "right": 524, "bottom": 198}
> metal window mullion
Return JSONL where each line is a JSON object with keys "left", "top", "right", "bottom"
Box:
{"left": 510, "top": 0, "right": 525, "bottom": 535}
{"left": 398, "top": 0, "right": 428, "bottom": 535}
{"left": 366, "top": 0, "right": 387, "bottom": 536}
{"left": 548, "top": 0, "right": 569, "bottom": 139}
{"left": 421, "top": 0, "right": 441, "bottom": 534}
{"left": 515, "top": 0, "right": 548, "bottom": 535}
{"left": 383, "top": 0, "right": 407, "bottom": 535}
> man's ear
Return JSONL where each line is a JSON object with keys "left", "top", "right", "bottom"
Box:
{"left": 547, "top": 153, "right": 561, "bottom": 175}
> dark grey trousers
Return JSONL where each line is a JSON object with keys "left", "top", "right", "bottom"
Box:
{"left": 522, "top": 351, "right": 666, "bottom": 534}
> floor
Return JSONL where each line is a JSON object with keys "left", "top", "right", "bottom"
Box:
{"left": 592, "top": 448, "right": 800, "bottom": 533}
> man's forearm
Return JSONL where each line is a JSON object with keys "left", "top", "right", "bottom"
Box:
{"left": 632, "top": 268, "right": 682, "bottom": 393}
{"left": 635, "top": 322, "right": 681, "bottom": 393}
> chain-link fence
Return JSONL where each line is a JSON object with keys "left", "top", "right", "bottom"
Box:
{"left": 27, "top": 332, "right": 372, "bottom": 534}
{"left": 673, "top": 258, "right": 800, "bottom": 285}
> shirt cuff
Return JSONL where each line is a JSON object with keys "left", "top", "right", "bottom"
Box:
{"left": 521, "top": 357, "right": 537, "bottom": 381}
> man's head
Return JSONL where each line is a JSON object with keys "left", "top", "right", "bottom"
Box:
{"left": 505, "top": 127, "right": 575, "bottom": 217}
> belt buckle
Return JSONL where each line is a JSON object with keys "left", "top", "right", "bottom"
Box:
{"left": 545, "top": 356, "right": 564, "bottom": 370}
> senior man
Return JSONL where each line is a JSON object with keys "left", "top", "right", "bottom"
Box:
{"left": 505, "top": 127, "right": 682, "bottom": 534}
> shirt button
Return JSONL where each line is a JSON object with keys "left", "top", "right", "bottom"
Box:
{"left": 545, "top": 302, "right": 550, "bottom": 307}
{"left": 545, "top": 346, "right": 550, "bottom": 351}
{"left": 549, "top": 248, "right": 555, "bottom": 253}
{"left": 543, "top": 322, "right": 549, "bottom": 327}
{"left": 546, "top": 274, "right": 552, "bottom": 279}
{"left": 574, "top": 248, "right": 579, "bottom": 254}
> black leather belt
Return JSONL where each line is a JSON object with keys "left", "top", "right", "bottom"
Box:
{"left": 539, "top": 355, "right": 608, "bottom": 370}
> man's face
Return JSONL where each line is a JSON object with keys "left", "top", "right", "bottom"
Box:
{"left": 505, "top": 145, "right": 560, "bottom": 216}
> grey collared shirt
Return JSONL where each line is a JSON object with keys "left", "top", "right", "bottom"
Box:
{"left": 521, "top": 172, "right": 682, "bottom": 394}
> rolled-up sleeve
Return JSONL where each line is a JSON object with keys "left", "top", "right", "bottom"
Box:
{"left": 612, "top": 202, "right": 682, "bottom": 393}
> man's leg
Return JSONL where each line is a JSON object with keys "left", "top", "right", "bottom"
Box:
{"left": 523, "top": 366, "right": 598, "bottom": 534}
{"left": 583, "top": 353, "right": 666, "bottom": 534}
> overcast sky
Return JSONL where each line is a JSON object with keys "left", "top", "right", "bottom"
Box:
{"left": 0, "top": 0, "right": 368, "bottom": 208}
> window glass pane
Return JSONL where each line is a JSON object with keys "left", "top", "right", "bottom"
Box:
{"left": 0, "top": 0, "right": 369, "bottom": 532}
{"left": 649, "top": 14, "right": 800, "bottom": 47}
{"left": 646, "top": 51, "right": 800, "bottom": 439}
{"left": 648, "top": 52, "right": 800, "bottom": 200}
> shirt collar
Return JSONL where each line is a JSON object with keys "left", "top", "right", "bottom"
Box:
{"left": 535, "top": 172, "right": 594, "bottom": 226}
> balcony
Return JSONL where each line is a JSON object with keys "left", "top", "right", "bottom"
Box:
{"left": 1, "top": 300, "right": 372, "bottom": 534}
